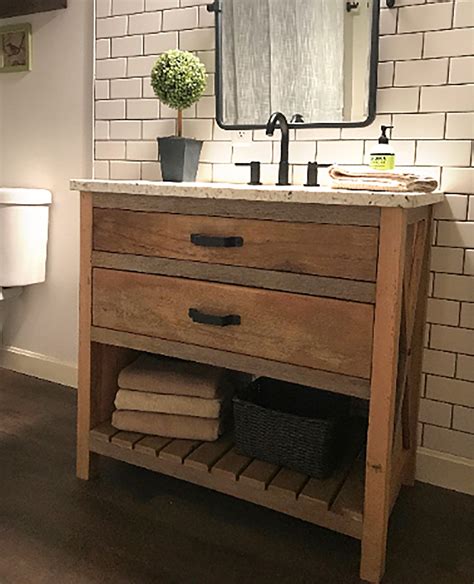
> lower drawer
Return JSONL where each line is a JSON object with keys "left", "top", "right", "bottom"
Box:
{"left": 92, "top": 269, "right": 374, "bottom": 379}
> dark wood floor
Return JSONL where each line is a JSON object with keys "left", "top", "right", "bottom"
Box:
{"left": 0, "top": 368, "right": 473, "bottom": 584}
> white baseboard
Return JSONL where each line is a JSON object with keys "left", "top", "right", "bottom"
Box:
{"left": 0, "top": 345, "right": 77, "bottom": 388}
{"left": 416, "top": 447, "right": 474, "bottom": 496}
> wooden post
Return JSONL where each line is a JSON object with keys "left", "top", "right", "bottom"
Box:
{"left": 77, "top": 192, "right": 94, "bottom": 480}
{"left": 403, "top": 210, "right": 433, "bottom": 485}
{"left": 361, "top": 207, "right": 407, "bottom": 583}
{"left": 76, "top": 194, "right": 138, "bottom": 480}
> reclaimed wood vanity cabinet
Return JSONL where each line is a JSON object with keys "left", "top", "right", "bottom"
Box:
{"left": 72, "top": 180, "right": 443, "bottom": 584}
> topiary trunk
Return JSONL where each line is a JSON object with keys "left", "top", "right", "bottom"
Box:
{"left": 177, "top": 109, "right": 183, "bottom": 137}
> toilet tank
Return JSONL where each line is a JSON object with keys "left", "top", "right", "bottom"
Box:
{"left": 0, "top": 188, "right": 52, "bottom": 287}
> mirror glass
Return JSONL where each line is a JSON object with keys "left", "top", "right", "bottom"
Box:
{"left": 216, "top": 0, "right": 379, "bottom": 129}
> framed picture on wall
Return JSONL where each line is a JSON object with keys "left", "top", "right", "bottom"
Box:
{"left": 0, "top": 23, "right": 32, "bottom": 73}
{"left": 0, "top": 0, "right": 67, "bottom": 19}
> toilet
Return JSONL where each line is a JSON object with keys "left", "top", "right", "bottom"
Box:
{"left": 0, "top": 188, "right": 52, "bottom": 339}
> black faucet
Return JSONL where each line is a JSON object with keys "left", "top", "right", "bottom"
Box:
{"left": 266, "top": 112, "right": 290, "bottom": 186}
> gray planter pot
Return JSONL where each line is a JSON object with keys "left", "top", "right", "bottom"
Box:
{"left": 158, "top": 136, "right": 203, "bottom": 182}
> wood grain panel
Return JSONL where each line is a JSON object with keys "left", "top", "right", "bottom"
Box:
{"left": 159, "top": 439, "right": 200, "bottom": 464}
{"left": 211, "top": 447, "right": 252, "bottom": 481}
{"left": 268, "top": 468, "right": 308, "bottom": 499}
{"left": 92, "top": 269, "right": 374, "bottom": 379}
{"left": 332, "top": 454, "right": 365, "bottom": 522}
{"left": 91, "top": 327, "right": 371, "bottom": 399}
{"left": 135, "top": 436, "right": 171, "bottom": 456}
{"left": 111, "top": 431, "right": 143, "bottom": 449}
{"left": 184, "top": 435, "right": 233, "bottom": 471}
{"left": 89, "top": 421, "right": 118, "bottom": 443}
{"left": 91, "top": 434, "right": 363, "bottom": 539}
{"left": 77, "top": 192, "right": 94, "bottom": 480}
{"left": 239, "top": 459, "right": 280, "bottom": 490}
{"left": 361, "top": 207, "right": 407, "bottom": 584}
{"left": 300, "top": 419, "right": 367, "bottom": 512}
{"left": 92, "top": 193, "right": 381, "bottom": 226}
{"left": 93, "top": 209, "right": 378, "bottom": 281}
{"left": 93, "top": 251, "right": 377, "bottom": 303}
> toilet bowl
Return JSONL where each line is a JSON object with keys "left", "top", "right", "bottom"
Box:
{"left": 0, "top": 188, "right": 52, "bottom": 339}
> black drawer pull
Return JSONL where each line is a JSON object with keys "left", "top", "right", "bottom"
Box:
{"left": 190, "top": 234, "right": 244, "bottom": 248}
{"left": 188, "top": 308, "right": 241, "bottom": 327}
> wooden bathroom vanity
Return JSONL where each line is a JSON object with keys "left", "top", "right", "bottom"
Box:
{"left": 72, "top": 179, "right": 443, "bottom": 584}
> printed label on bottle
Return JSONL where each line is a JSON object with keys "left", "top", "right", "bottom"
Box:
{"left": 370, "top": 154, "right": 395, "bottom": 171}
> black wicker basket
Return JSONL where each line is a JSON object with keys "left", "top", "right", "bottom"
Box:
{"left": 233, "top": 378, "right": 350, "bottom": 479}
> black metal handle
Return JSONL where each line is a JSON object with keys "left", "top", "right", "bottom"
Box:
{"left": 305, "top": 161, "right": 333, "bottom": 187}
{"left": 235, "top": 161, "right": 261, "bottom": 186}
{"left": 190, "top": 233, "right": 244, "bottom": 248}
{"left": 188, "top": 308, "right": 241, "bottom": 327}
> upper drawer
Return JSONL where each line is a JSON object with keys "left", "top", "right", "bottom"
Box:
{"left": 92, "top": 268, "right": 374, "bottom": 379}
{"left": 93, "top": 209, "right": 378, "bottom": 282}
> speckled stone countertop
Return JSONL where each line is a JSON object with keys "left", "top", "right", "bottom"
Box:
{"left": 70, "top": 179, "right": 444, "bottom": 208}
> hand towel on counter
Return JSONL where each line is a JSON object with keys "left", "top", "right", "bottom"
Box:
{"left": 329, "top": 165, "right": 438, "bottom": 193}
{"left": 114, "top": 389, "right": 230, "bottom": 419}
{"left": 112, "top": 410, "right": 226, "bottom": 441}
{"left": 118, "top": 354, "right": 234, "bottom": 399}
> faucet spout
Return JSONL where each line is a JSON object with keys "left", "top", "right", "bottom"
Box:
{"left": 266, "top": 112, "right": 290, "bottom": 186}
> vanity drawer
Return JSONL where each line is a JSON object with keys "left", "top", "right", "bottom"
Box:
{"left": 93, "top": 209, "right": 378, "bottom": 282}
{"left": 92, "top": 268, "right": 374, "bottom": 379}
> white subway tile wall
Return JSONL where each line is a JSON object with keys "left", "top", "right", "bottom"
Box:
{"left": 94, "top": 0, "right": 474, "bottom": 466}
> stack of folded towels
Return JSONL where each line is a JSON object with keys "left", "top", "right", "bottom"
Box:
{"left": 328, "top": 165, "right": 438, "bottom": 193}
{"left": 112, "top": 354, "right": 236, "bottom": 442}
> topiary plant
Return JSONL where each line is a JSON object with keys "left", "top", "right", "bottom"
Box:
{"left": 151, "top": 49, "right": 207, "bottom": 138}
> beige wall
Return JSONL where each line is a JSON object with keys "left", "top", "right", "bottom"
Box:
{"left": 92, "top": 0, "right": 474, "bottom": 492}
{"left": 0, "top": 0, "right": 93, "bottom": 386}
{"left": 0, "top": 87, "right": 3, "bottom": 179}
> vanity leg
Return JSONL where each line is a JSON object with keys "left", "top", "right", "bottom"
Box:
{"left": 77, "top": 192, "right": 94, "bottom": 480}
{"left": 76, "top": 193, "right": 138, "bottom": 479}
{"left": 403, "top": 211, "right": 433, "bottom": 486}
{"left": 360, "top": 208, "right": 407, "bottom": 584}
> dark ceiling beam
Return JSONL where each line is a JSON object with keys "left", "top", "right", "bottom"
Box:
{"left": 0, "top": 0, "right": 67, "bottom": 19}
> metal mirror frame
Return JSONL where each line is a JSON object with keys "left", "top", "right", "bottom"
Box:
{"left": 209, "top": 0, "right": 381, "bottom": 130}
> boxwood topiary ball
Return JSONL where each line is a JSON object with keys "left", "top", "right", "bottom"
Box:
{"left": 151, "top": 49, "right": 207, "bottom": 111}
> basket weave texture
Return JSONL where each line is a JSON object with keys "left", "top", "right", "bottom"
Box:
{"left": 233, "top": 378, "right": 350, "bottom": 479}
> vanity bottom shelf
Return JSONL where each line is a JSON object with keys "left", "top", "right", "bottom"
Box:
{"left": 90, "top": 421, "right": 366, "bottom": 540}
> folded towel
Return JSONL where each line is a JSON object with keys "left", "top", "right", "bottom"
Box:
{"left": 329, "top": 165, "right": 438, "bottom": 193}
{"left": 114, "top": 389, "right": 230, "bottom": 419}
{"left": 112, "top": 409, "right": 226, "bottom": 441}
{"left": 118, "top": 354, "right": 234, "bottom": 399}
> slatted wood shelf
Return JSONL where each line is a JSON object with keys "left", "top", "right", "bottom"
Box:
{"left": 90, "top": 421, "right": 366, "bottom": 540}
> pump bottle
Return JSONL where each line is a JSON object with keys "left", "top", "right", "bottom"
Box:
{"left": 369, "top": 125, "right": 395, "bottom": 171}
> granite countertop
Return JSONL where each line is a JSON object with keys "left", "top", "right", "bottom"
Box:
{"left": 70, "top": 179, "right": 444, "bottom": 208}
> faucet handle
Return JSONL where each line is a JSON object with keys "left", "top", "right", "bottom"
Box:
{"left": 235, "top": 161, "right": 262, "bottom": 186}
{"left": 304, "top": 161, "right": 333, "bottom": 187}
